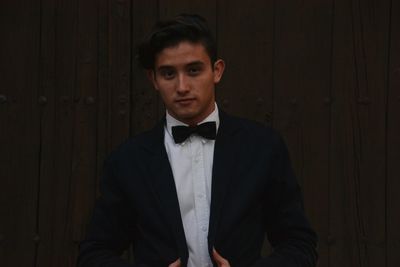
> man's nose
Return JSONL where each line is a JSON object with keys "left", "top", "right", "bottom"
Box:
{"left": 176, "top": 74, "right": 190, "bottom": 94}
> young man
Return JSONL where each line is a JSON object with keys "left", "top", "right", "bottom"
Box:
{"left": 78, "top": 14, "right": 318, "bottom": 267}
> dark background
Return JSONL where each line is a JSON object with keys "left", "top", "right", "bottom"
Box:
{"left": 1, "top": 0, "right": 399, "bottom": 266}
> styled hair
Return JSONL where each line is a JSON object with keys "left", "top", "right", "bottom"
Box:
{"left": 137, "top": 14, "right": 217, "bottom": 70}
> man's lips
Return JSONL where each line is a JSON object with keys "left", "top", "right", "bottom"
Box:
{"left": 175, "top": 98, "right": 195, "bottom": 104}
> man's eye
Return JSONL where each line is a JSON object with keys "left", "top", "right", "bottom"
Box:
{"left": 188, "top": 67, "right": 200, "bottom": 76}
{"left": 161, "top": 70, "right": 175, "bottom": 79}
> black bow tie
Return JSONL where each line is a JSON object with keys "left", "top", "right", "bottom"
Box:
{"left": 171, "top": 121, "right": 217, "bottom": 144}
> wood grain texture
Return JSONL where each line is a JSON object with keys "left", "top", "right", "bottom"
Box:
{"left": 158, "top": 0, "right": 217, "bottom": 29}
{"left": 96, "top": 0, "right": 110, "bottom": 199}
{"left": 387, "top": 0, "right": 400, "bottom": 266}
{"left": 34, "top": 0, "right": 99, "bottom": 265}
{"left": 108, "top": 0, "right": 131, "bottom": 149}
{"left": 0, "top": 0, "right": 41, "bottom": 266}
{"left": 34, "top": 0, "right": 73, "bottom": 266}
{"left": 131, "top": 0, "right": 159, "bottom": 136}
{"left": 273, "top": 1, "right": 333, "bottom": 266}
{"left": 330, "top": 0, "right": 391, "bottom": 266}
{"left": 217, "top": 0, "right": 274, "bottom": 126}
{"left": 69, "top": 0, "right": 99, "bottom": 265}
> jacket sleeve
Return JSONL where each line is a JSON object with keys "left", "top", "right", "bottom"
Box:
{"left": 253, "top": 133, "right": 318, "bottom": 267}
{"left": 77, "top": 155, "right": 143, "bottom": 267}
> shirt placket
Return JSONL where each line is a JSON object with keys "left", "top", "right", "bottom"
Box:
{"left": 191, "top": 137, "right": 212, "bottom": 267}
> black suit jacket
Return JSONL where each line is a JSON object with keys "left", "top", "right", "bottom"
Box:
{"left": 78, "top": 111, "right": 318, "bottom": 267}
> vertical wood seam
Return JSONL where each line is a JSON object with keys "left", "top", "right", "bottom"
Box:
{"left": 129, "top": 0, "right": 134, "bottom": 137}
{"left": 328, "top": 0, "right": 336, "bottom": 266}
{"left": 356, "top": 0, "right": 370, "bottom": 98}
{"left": 34, "top": 0, "right": 44, "bottom": 265}
{"left": 384, "top": 0, "right": 393, "bottom": 266}
{"left": 271, "top": 0, "right": 276, "bottom": 128}
{"left": 94, "top": 0, "right": 101, "bottom": 205}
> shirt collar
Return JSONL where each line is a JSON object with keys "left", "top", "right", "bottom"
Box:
{"left": 165, "top": 103, "right": 220, "bottom": 141}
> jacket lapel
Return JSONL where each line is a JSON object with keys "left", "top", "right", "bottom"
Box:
{"left": 141, "top": 119, "right": 189, "bottom": 264}
{"left": 208, "top": 111, "right": 241, "bottom": 252}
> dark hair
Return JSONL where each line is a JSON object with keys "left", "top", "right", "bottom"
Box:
{"left": 137, "top": 14, "right": 217, "bottom": 70}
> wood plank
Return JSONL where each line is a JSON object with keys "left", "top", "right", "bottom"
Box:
{"left": 272, "top": 1, "right": 332, "bottom": 265}
{"left": 69, "top": 0, "right": 100, "bottom": 265}
{"left": 330, "top": 0, "right": 391, "bottom": 266}
{"left": 34, "top": 0, "right": 64, "bottom": 266}
{"left": 158, "top": 0, "right": 216, "bottom": 29}
{"left": 330, "top": 2, "right": 359, "bottom": 265}
{"left": 387, "top": 0, "right": 400, "bottom": 266}
{"left": 217, "top": 0, "right": 273, "bottom": 126}
{"left": 34, "top": 0, "right": 87, "bottom": 265}
{"left": 108, "top": 0, "right": 131, "bottom": 149}
{"left": 0, "top": 0, "right": 41, "bottom": 266}
{"left": 131, "top": 0, "right": 159, "bottom": 136}
{"left": 96, "top": 0, "right": 110, "bottom": 200}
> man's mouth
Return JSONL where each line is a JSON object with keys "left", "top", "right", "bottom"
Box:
{"left": 176, "top": 98, "right": 195, "bottom": 104}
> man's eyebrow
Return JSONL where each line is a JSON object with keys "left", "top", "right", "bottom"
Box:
{"left": 156, "top": 65, "right": 174, "bottom": 72}
{"left": 186, "top": 61, "right": 205, "bottom": 67}
{"left": 156, "top": 61, "right": 205, "bottom": 72}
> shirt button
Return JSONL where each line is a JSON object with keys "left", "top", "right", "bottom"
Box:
{"left": 198, "top": 194, "right": 204, "bottom": 198}
{"left": 201, "top": 226, "right": 207, "bottom": 232}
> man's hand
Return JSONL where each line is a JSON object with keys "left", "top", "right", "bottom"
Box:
{"left": 168, "top": 258, "right": 181, "bottom": 267}
{"left": 213, "top": 248, "right": 231, "bottom": 267}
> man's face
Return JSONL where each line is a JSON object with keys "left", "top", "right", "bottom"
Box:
{"left": 149, "top": 41, "right": 225, "bottom": 126}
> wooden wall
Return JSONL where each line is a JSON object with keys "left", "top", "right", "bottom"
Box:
{"left": 0, "top": 0, "right": 399, "bottom": 266}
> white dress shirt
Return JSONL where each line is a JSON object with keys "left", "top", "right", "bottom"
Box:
{"left": 164, "top": 103, "right": 219, "bottom": 267}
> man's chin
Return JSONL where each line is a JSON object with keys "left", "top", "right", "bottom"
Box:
{"left": 171, "top": 111, "right": 200, "bottom": 124}
{"left": 176, "top": 112, "right": 195, "bottom": 121}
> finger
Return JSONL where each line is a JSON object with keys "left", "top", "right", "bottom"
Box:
{"left": 213, "top": 248, "right": 229, "bottom": 265}
{"left": 168, "top": 258, "right": 181, "bottom": 267}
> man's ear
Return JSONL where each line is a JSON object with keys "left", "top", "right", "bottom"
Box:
{"left": 146, "top": 69, "right": 159, "bottom": 90}
{"left": 213, "top": 59, "right": 225, "bottom": 84}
